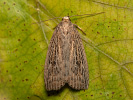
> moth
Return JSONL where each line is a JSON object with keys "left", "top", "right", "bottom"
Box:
{"left": 44, "top": 16, "right": 89, "bottom": 91}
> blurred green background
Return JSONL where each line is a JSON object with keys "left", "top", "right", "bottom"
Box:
{"left": 0, "top": 0, "right": 133, "bottom": 100}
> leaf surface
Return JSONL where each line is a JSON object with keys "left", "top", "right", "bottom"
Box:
{"left": 0, "top": 0, "right": 133, "bottom": 100}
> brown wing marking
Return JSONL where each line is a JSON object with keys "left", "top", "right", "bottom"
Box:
{"left": 44, "top": 28, "right": 65, "bottom": 91}
{"left": 68, "top": 28, "right": 89, "bottom": 90}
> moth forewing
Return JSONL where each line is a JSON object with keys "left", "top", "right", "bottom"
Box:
{"left": 44, "top": 16, "right": 89, "bottom": 91}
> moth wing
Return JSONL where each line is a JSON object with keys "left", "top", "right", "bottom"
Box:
{"left": 68, "top": 28, "right": 89, "bottom": 90}
{"left": 44, "top": 28, "right": 65, "bottom": 91}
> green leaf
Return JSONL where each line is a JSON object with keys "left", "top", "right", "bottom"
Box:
{"left": 0, "top": 0, "right": 133, "bottom": 100}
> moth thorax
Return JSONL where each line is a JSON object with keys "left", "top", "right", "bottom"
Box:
{"left": 62, "top": 16, "right": 70, "bottom": 22}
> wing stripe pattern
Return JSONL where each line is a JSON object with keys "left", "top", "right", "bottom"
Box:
{"left": 44, "top": 17, "right": 89, "bottom": 91}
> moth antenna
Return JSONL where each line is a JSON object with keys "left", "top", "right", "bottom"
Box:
{"left": 31, "top": 17, "right": 63, "bottom": 24}
{"left": 69, "top": 12, "right": 105, "bottom": 18}
{"left": 31, "top": 12, "right": 105, "bottom": 24}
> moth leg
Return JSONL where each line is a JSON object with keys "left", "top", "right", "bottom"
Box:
{"left": 53, "top": 25, "right": 57, "bottom": 30}
{"left": 74, "top": 24, "right": 86, "bottom": 35}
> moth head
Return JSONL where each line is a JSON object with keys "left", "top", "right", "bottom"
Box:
{"left": 62, "top": 16, "right": 71, "bottom": 22}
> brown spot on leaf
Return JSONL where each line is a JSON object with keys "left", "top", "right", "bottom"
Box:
{"left": 97, "top": 31, "right": 100, "bottom": 34}
{"left": 18, "top": 39, "right": 21, "bottom": 41}
{"left": 26, "top": 79, "right": 28, "bottom": 81}
{"left": 112, "top": 92, "right": 115, "bottom": 94}
{"left": 13, "top": 49, "right": 18, "bottom": 52}
{"left": 24, "top": 61, "right": 27, "bottom": 63}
